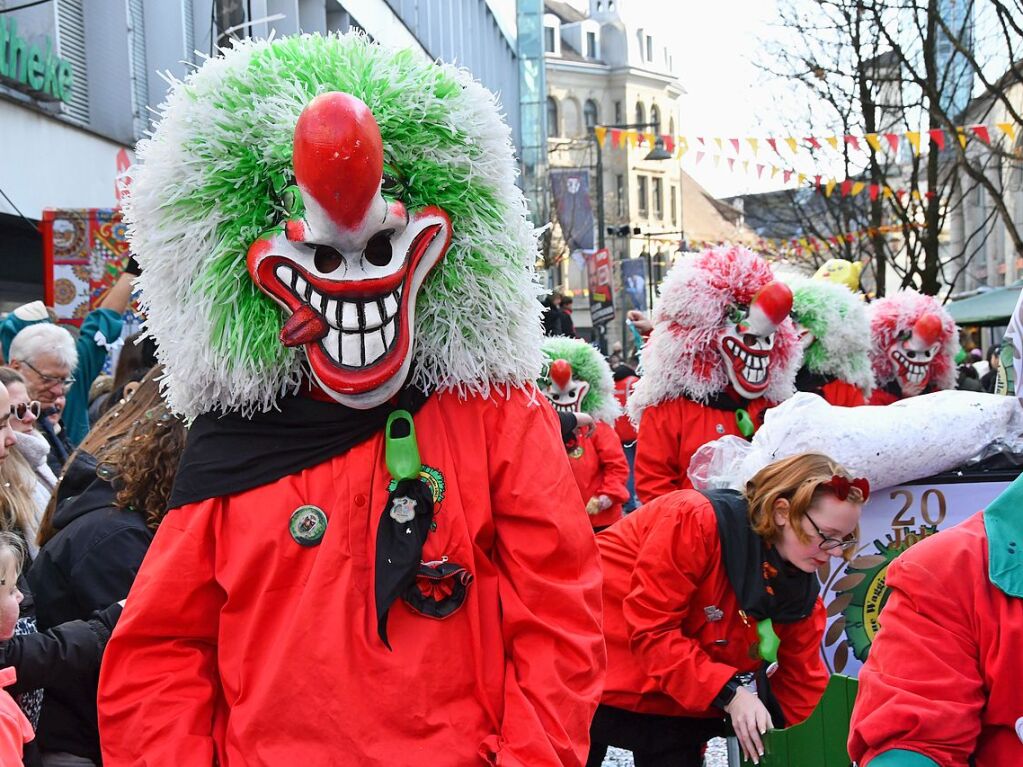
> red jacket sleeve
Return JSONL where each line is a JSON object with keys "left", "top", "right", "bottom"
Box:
{"left": 97, "top": 500, "right": 226, "bottom": 767}
{"left": 822, "top": 380, "right": 867, "bottom": 407}
{"left": 634, "top": 402, "right": 684, "bottom": 504}
{"left": 622, "top": 497, "right": 738, "bottom": 711}
{"left": 592, "top": 423, "right": 630, "bottom": 505}
{"left": 485, "top": 389, "right": 606, "bottom": 767}
{"left": 769, "top": 598, "right": 828, "bottom": 725}
{"left": 848, "top": 554, "right": 985, "bottom": 767}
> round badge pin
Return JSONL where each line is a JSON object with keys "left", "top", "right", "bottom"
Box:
{"left": 289, "top": 505, "right": 328, "bottom": 547}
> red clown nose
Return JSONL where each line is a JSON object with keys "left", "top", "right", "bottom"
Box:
{"left": 292, "top": 92, "right": 384, "bottom": 231}
{"left": 741, "top": 281, "right": 793, "bottom": 337}
{"left": 550, "top": 359, "right": 572, "bottom": 390}
{"left": 912, "top": 313, "right": 943, "bottom": 348}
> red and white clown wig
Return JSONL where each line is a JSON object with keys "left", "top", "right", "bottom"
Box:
{"left": 629, "top": 245, "right": 800, "bottom": 421}
{"left": 869, "top": 289, "right": 958, "bottom": 396}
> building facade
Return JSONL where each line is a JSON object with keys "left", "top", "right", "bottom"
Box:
{"left": 1, "top": 0, "right": 525, "bottom": 309}
{"left": 543, "top": 0, "right": 684, "bottom": 349}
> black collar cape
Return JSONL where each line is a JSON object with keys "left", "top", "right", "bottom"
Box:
{"left": 700, "top": 488, "right": 819, "bottom": 624}
{"left": 168, "top": 384, "right": 429, "bottom": 509}
{"left": 794, "top": 367, "right": 837, "bottom": 398}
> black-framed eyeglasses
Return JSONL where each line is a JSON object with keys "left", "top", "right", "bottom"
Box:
{"left": 21, "top": 360, "right": 75, "bottom": 391}
{"left": 805, "top": 511, "right": 858, "bottom": 552}
{"left": 10, "top": 401, "right": 40, "bottom": 421}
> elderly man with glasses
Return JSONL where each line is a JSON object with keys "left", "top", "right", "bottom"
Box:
{"left": 0, "top": 260, "right": 137, "bottom": 456}
{"left": 7, "top": 324, "right": 80, "bottom": 475}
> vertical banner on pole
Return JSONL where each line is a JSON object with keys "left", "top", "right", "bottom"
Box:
{"left": 621, "top": 258, "right": 648, "bottom": 314}
{"left": 550, "top": 168, "right": 595, "bottom": 251}
{"left": 585, "top": 248, "right": 616, "bottom": 324}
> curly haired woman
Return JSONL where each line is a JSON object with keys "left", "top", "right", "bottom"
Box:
{"left": 26, "top": 367, "right": 185, "bottom": 766}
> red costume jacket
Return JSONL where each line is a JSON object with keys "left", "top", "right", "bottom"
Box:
{"left": 567, "top": 422, "right": 630, "bottom": 528}
{"left": 868, "top": 389, "right": 900, "bottom": 405}
{"left": 849, "top": 511, "right": 1023, "bottom": 767}
{"left": 596, "top": 491, "right": 827, "bottom": 725}
{"left": 820, "top": 379, "right": 866, "bottom": 407}
{"left": 97, "top": 388, "right": 606, "bottom": 767}
{"left": 634, "top": 396, "right": 772, "bottom": 502}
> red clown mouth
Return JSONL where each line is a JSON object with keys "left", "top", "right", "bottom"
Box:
{"left": 249, "top": 213, "right": 450, "bottom": 395}
{"left": 722, "top": 337, "right": 771, "bottom": 393}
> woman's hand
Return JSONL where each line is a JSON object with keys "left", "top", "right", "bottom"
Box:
{"left": 626, "top": 310, "right": 653, "bottom": 335}
{"left": 725, "top": 687, "right": 771, "bottom": 765}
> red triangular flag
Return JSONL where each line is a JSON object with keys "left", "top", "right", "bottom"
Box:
{"left": 729, "top": 138, "right": 741, "bottom": 154}
{"left": 869, "top": 184, "right": 880, "bottom": 200}
{"left": 925, "top": 190, "right": 937, "bottom": 199}
{"left": 840, "top": 179, "right": 853, "bottom": 197}
{"left": 696, "top": 136, "right": 706, "bottom": 146}
{"left": 695, "top": 151, "right": 705, "bottom": 165}
{"left": 895, "top": 189, "right": 906, "bottom": 200}
{"left": 928, "top": 129, "right": 946, "bottom": 150}
{"left": 665, "top": 135, "right": 675, "bottom": 153}
{"left": 806, "top": 136, "right": 822, "bottom": 149}
{"left": 814, "top": 175, "right": 822, "bottom": 188}
{"left": 727, "top": 158, "right": 735, "bottom": 170}
{"left": 783, "top": 170, "right": 792, "bottom": 183}
{"left": 756, "top": 164, "right": 765, "bottom": 178}
{"left": 884, "top": 133, "right": 900, "bottom": 151}
{"left": 844, "top": 135, "right": 861, "bottom": 150}
{"left": 767, "top": 138, "right": 778, "bottom": 153}
{"left": 610, "top": 129, "right": 622, "bottom": 148}
{"left": 970, "top": 125, "right": 991, "bottom": 144}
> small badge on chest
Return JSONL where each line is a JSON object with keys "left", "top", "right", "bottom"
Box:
{"left": 289, "top": 505, "right": 328, "bottom": 547}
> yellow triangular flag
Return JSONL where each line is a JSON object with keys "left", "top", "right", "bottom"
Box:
{"left": 715, "top": 137, "right": 724, "bottom": 151}
{"left": 771, "top": 165, "right": 780, "bottom": 178}
{"left": 956, "top": 128, "right": 967, "bottom": 148}
{"left": 644, "top": 132, "right": 655, "bottom": 147}
{"left": 594, "top": 126, "right": 608, "bottom": 147}
{"left": 676, "top": 136, "right": 689, "bottom": 157}
{"left": 825, "top": 179, "right": 837, "bottom": 197}
{"left": 825, "top": 136, "right": 839, "bottom": 150}
{"left": 865, "top": 133, "right": 882, "bottom": 151}
{"left": 997, "top": 122, "right": 1017, "bottom": 142}
{"left": 748, "top": 137, "right": 759, "bottom": 155}
{"left": 851, "top": 181, "right": 865, "bottom": 196}
{"left": 906, "top": 131, "right": 922, "bottom": 155}
{"left": 742, "top": 160, "right": 750, "bottom": 173}
{"left": 785, "top": 137, "right": 799, "bottom": 154}
{"left": 882, "top": 186, "right": 894, "bottom": 198}
{"left": 797, "top": 173, "right": 807, "bottom": 186}
{"left": 713, "top": 155, "right": 721, "bottom": 167}
{"left": 628, "top": 131, "right": 639, "bottom": 147}
{"left": 911, "top": 190, "right": 922, "bottom": 200}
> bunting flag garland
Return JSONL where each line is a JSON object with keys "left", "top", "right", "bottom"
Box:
{"left": 589, "top": 121, "right": 1018, "bottom": 166}
{"left": 753, "top": 222, "right": 925, "bottom": 258}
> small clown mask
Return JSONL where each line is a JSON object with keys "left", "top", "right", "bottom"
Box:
{"left": 889, "top": 312, "right": 943, "bottom": 395}
{"left": 542, "top": 359, "right": 590, "bottom": 414}
{"left": 718, "top": 281, "right": 793, "bottom": 399}
{"left": 247, "top": 92, "right": 452, "bottom": 409}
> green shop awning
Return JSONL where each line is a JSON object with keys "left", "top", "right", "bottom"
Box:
{"left": 947, "top": 284, "right": 1023, "bottom": 326}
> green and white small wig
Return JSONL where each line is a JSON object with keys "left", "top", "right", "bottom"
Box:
{"left": 126, "top": 33, "right": 543, "bottom": 418}
{"left": 784, "top": 275, "right": 874, "bottom": 394}
{"left": 538, "top": 337, "right": 619, "bottom": 424}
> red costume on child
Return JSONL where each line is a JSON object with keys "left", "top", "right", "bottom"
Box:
{"left": 568, "top": 422, "right": 630, "bottom": 528}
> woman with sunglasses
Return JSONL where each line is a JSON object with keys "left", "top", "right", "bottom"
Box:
{"left": 0, "top": 368, "right": 56, "bottom": 549}
{"left": 586, "top": 452, "right": 865, "bottom": 767}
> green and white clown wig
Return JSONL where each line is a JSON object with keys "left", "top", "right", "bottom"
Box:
{"left": 126, "top": 33, "right": 543, "bottom": 418}
{"left": 539, "top": 337, "right": 620, "bottom": 425}
{"left": 784, "top": 275, "right": 875, "bottom": 395}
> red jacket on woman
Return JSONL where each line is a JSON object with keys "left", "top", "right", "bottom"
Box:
{"left": 596, "top": 490, "right": 827, "bottom": 726}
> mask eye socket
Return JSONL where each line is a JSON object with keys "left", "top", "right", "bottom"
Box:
{"left": 280, "top": 184, "right": 304, "bottom": 217}
{"left": 381, "top": 163, "right": 407, "bottom": 200}
{"left": 728, "top": 306, "right": 746, "bottom": 325}
{"left": 364, "top": 230, "right": 395, "bottom": 268}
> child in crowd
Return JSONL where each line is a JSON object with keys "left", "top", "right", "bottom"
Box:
{"left": 0, "top": 532, "right": 34, "bottom": 761}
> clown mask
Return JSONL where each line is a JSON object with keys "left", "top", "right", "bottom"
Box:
{"left": 890, "top": 313, "right": 943, "bottom": 395}
{"left": 718, "top": 281, "right": 793, "bottom": 399}
{"left": 543, "top": 359, "right": 590, "bottom": 414}
{"left": 247, "top": 92, "right": 452, "bottom": 409}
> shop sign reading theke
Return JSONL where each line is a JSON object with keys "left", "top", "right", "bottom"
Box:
{"left": 0, "top": 18, "right": 74, "bottom": 103}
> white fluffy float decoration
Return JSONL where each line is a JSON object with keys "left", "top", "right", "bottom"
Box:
{"left": 689, "top": 391, "right": 1023, "bottom": 491}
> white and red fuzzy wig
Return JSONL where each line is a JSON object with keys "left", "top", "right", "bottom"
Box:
{"left": 629, "top": 245, "right": 801, "bottom": 421}
{"left": 869, "top": 289, "right": 958, "bottom": 394}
